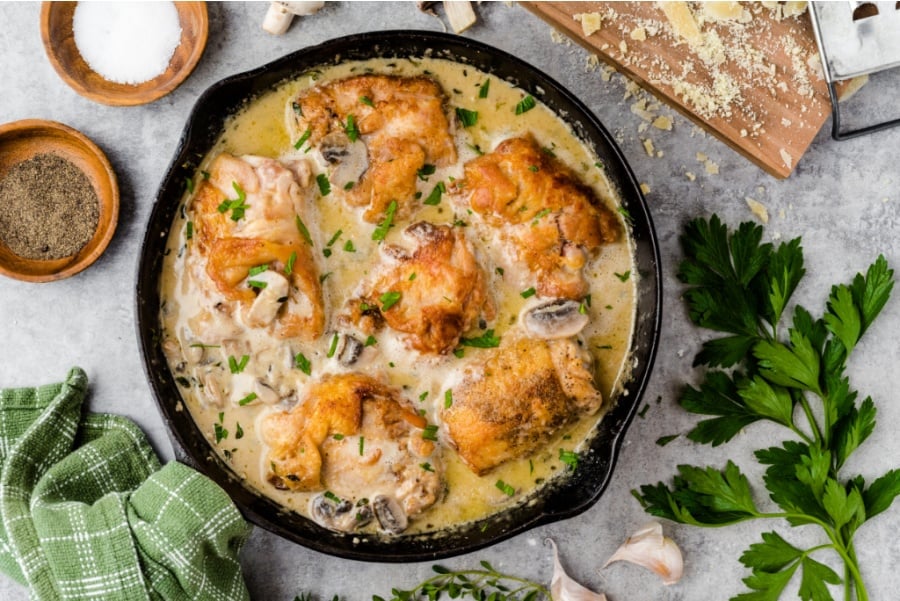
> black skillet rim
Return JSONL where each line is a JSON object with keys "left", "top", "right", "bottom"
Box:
{"left": 135, "top": 29, "right": 662, "bottom": 562}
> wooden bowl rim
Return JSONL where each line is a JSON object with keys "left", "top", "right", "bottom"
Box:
{"left": 40, "top": 1, "right": 209, "bottom": 107}
{"left": 0, "top": 119, "right": 119, "bottom": 283}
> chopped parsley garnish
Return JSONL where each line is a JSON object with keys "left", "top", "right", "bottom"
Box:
{"left": 285, "top": 251, "right": 297, "bottom": 275}
{"left": 380, "top": 290, "right": 402, "bottom": 311}
{"left": 248, "top": 264, "right": 268, "bottom": 277}
{"left": 422, "top": 424, "right": 439, "bottom": 442}
{"left": 528, "top": 165, "right": 540, "bottom": 173}
{"left": 235, "top": 422, "right": 244, "bottom": 439}
{"left": 247, "top": 279, "right": 267, "bottom": 290}
{"left": 344, "top": 114, "right": 360, "bottom": 142}
{"left": 617, "top": 206, "right": 632, "bottom": 221}
{"left": 417, "top": 164, "right": 436, "bottom": 181}
{"left": 541, "top": 146, "right": 557, "bottom": 158}
{"left": 217, "top": 182, "right": 249, "bottom": 221}
{"left": 478, "top": 79, "right": 490, "bottom": 98}
{"left": 228, "top": 354, "right": 250, "bottom": 374}
{"left": 515, "top": 95, "right": 536, "bottom": 115}
{"left": 294, "top": 352, "right": 311, "bottom": 375}
{"left": 495, "top": 267, "right": 504, "bottom": 276}
{"left": 372, "top": 200, "right": 398, "bottom": 241}
{"left": 295, "top": 215, "right": 313, "bottom": 245}
{"left": 615, "top": 270, "right": 632, "bottom": 282}
{"left": 343, "top": 239, "right": 356, "bottom": 252}
{"left": 185, "top": 221, "right": 193, "bottom": 240}
{"left": 324, "top": 491, "right": 341, "bottom": 503}
{"left": 319, "top": 272, "right": 332, "bottom": 283}
{"left": 455, "top": 107, "right": 478, "bottom": 128}
{"left": 237, "top": 392, "right": 258, "bottom": 406}
{"left": 326, "top": 333, "right": 339, "bottom": 358}
{"left": 408, "top": 272, "right": 417, "bottom": 281}
{"left": 316, "top": 173, "right": 331, "bottom": 196}
{"left": 359, "top": 95, "right": 374, "bottom": 107}
{"left": 531, "top": 207, "right": 551, "bottom": 225}
{"left": 459, "top": 329, "right": 501, "bottom": 348}
{"left": 594, "top": 160, "right": 605, "bottom": 170}
{"left": 520, "top": 287, "right": 537, "bottom": 298}
{"left": 453, "top": 348, "right": 465, "bottom": 358}
{"left": 294, "top": 127, "right": 312, "bottom": 150}
{"left": 201, "top": 170, "right": 210, "bottom": 180}
{"left": 358, "top": 436, "right": 365, "bottom": 456}
{"left": 344, "top": 181, "right": 355, "bottom": 190}
{"left": 189, "top": 343, "right": 220, "bottom": 349}
{"left": 444, "top": 389, "right": 453, "bottom": 408}
{"left": 420, "top": 462, "right": 435, "bottom": 472}
{"left": 418, "top": 391, "right": 428, "bottom": 402}
{"left": 332, "top": 433, "right": 344, "bottom": 440}
{"left": 495, "top": 480, "right": 515, "bottom": 496}
{"left": 323, "top": 249, "right": 332, "bottom": 258}
{"left": 423, "top": 181, "right": 446, "bottom": 206}
{"left": 214, "top": 423, "right": 228, "bottom": 444}
{"left": 326, "top": 229, "right": 343, "bottom": 247}
{"left": 559, "top": 449, "right": 579, "bottom": 469}
{"left": 185, "top": 176, "right": 194, "bottom": 194}
{"left": 364, "top": 335, "right": 377, "bottom": 347}
{"left": 467, "top": 143, "right": 484, "bottom": 156}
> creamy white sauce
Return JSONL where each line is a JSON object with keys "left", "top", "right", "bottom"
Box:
{"left": 159, "top": 57, "right": 637, "bottom": 533}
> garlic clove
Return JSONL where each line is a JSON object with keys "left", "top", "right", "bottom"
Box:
{"left": 548, "top": 539, "right": 609, "bottom": 601}
{"left": 603, "top": 521, "right": 684, "bottom": 586}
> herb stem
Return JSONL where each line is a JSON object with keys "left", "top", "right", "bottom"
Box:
{"left": 797, "top": 392, "right": 824, "bottom": 446}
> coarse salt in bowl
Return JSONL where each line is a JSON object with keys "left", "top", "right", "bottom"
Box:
{"left": 72, "top": 1, "right": 182, "bottom": 85}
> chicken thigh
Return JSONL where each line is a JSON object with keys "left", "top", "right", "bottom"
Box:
{"left": 442, "top": 336, "right": 603, "bottom": 475}
{"left": 259, "top": 373, "right": 442, "bottom": 532}
{"left": 292, "top": 74, "right": 457, "bottom": 222}
{"left": 461, "top": 135, "right": 620, "bottom": 299}
{"left": 188, "top": 153, "right": 325, "bottom": 341}
{"left": 343, "top": 221, "right": 494, "bottom": 354}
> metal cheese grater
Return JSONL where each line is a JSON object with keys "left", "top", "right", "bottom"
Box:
{"left": 809, "top": 1, "right": 900, "bottom": 139}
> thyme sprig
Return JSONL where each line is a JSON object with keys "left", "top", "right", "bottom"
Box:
{"left": 373, "top": 562, "right": 550, "bottom": 601}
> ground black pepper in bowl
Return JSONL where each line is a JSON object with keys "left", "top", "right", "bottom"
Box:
{"left": 0, "top": 153, "right": 99, "bottom": 260}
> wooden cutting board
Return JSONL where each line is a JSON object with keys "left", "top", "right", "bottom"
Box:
{"left": 525, "top": 2, "right": 835, "bottom": 179}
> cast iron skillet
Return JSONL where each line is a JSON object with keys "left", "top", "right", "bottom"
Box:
{"left": 136, "top": 30, "right": 662, "bottom": 562}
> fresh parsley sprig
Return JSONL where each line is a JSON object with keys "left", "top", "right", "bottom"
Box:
{"left": 634, "top": 215, "right": 899, "bottom": 601}
{"left": 372, "top": 562, "right": 550, "bottom": 601}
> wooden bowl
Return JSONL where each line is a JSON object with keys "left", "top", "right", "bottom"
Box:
{"left": 40, "top": 1, "right": 208, "bottom": 106}
{"left": 0, "top": 120, "right": 119, "bottom": 282}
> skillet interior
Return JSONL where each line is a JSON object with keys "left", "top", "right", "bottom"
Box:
{"left": 135, "top": 30, "right": 662, "bottom": 562}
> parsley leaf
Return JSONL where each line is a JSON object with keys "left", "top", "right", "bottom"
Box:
{"left": 634, "top": 215, "right": 897, "bottom": 601}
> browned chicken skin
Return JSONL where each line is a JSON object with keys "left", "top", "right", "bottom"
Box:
{"left": 292, "top": 74, "right": 457, "bottom": 222}
{"left": 347, "top": 221, "right": 494, "bottom": 354}
{"left": 189, "top": 153, "right": 325, "bottom": 341}
{"left": 259, "top": 373, "right": 441, "bottom": 521}
{"left": 442, "top": 336, "right": 603, "bottom": 475}
{"left": 461, "top": 135, "right": 620, "bottom": 299}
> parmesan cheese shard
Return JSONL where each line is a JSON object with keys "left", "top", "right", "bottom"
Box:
{"left": 576, "top": 12, "right": 603, "bottom": 37}
{"left": 630, "top": 26, "right": 647, "bottom": 41}
{"left": 838, "top": 75, "right": 869, "bottom": 102}
{"left": 702, "top": 1, "right": 750, "bottom": 23}
{"left": 642, "top": 138, "right": 655, "bottom": 157}
{"left": 779, "top": 148, "right": 793, "bottom": 169}
{"left": 704, "top": 160, "right": 719, "bottom": 175}
{"left": 658, "top": 1, "right": 703, "bottom": 48}
{"left": 685, "top": 171, "right": 696, "bottom": 181}
{"left": 640, "top": 183, "right": 651, "bottom": 195}
{"left": 745, "top": 198, "right": 769, "bottom": 223}
{"left": 652, "top": 116, "right": 672, "bottom": 131}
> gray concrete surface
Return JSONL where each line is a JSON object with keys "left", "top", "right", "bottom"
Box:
{"left": 3, "top": 2, "right": 900, "bottom": 600}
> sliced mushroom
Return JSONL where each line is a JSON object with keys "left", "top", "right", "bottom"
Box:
{"left": 311, "top": 494, "right": 373, "bottom": 532}
{"left": 522, "top": 299, "right": 590, "bottom": 339}
{"left": 336, "top": 334, "right": 365, "bottom": 366}
{"left": 373, "top": 494, "right": 408, "bottom": 534}
{"left": 319, "top": 132, "right": 369, "bottom": 190}
{"left": 244, "top": 270, "right": 291, "bottom": 328}
{"left": 262, "top": 1, "right": 324, "bottom": 35}
{"left": 253, "top": 378, "right": 281, "bottom": 405}
{"left": 200, "top": 372, "right": 226, "bottom": 407}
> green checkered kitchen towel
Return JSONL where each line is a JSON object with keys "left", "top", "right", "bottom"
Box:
{"left": 0, "top": 367, "right": 252, "bottom": 601}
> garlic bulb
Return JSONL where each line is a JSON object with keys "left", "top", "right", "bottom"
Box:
{"left": 547, "top": 539, "right": 608, "bottom": 601}
{"left": 603, "top": 521, "right": 684, "bottom": 585}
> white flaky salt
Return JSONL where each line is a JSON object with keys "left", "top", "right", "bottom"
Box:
{"left": 73, "top": 2, "right": 182, "bottom": 85}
